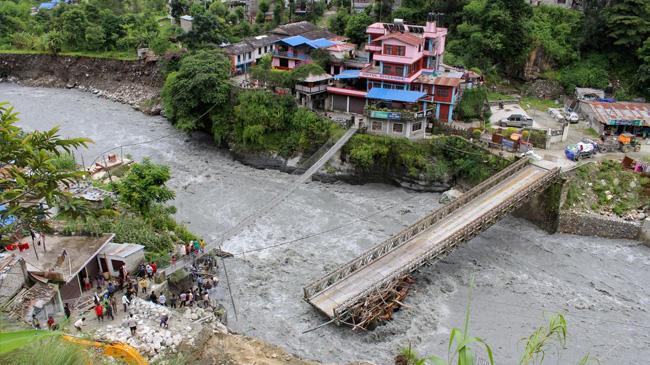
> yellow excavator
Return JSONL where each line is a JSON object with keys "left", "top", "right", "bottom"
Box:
{"left": 0, "top": 330, "right": 148, "bottom": 365}
{"left": 62, "top": 335, "right": 148, "bottom": 365}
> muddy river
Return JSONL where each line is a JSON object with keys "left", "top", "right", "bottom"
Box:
{"left": 2, "top": 84, "right": 648, "bottom": 365}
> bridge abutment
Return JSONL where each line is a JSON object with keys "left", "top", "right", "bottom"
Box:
{"left": 513, "top": 179, "right": 565, "bottom": 233}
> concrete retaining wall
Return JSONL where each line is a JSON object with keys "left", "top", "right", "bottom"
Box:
{"left": 558, "top": 211, "right": 642, "bottom": 240}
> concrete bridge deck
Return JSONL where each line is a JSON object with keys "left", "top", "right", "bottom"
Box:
{"left": 306, "top": 162, "right": 558, "bottom": 320}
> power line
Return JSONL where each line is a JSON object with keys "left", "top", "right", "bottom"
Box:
{"left": 234, "top": 194, "right": 424, "bottom": 256}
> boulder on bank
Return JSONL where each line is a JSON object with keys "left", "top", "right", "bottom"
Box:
{"left": 439, "top": 189, "right": 463, "bottom": 204}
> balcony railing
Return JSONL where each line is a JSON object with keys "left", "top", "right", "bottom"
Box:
{"left": 295, "top": 84, "right": 328, "bottom": 94}
{"left": 364, "top": 107, "right": 435, "bottom": 121}
{"left": 364, "top": 44, "right": 382, "bottom": 52}
{"left": 273, "top": 51, "right": 311, "bottom": 61}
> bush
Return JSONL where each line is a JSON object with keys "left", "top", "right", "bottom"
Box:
{"left": 459, "top": 87, "right": 488, "bottom": 121}
{"left": 558, "top": 55, "right": 609, "bottom": 92}
{"left": 11, "top": 32, "right": 38, "bottom": 50}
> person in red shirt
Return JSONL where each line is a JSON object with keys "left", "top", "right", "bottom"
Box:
{"left": 151, "top": 262, "right": 157, "bottom": 274}
{"left": 94, "top": 303, "right": 104, "bottom": 322}
{"left": 46, "top": 316, "right": 58, "bottom": 330}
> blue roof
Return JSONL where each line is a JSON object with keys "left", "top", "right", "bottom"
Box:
{"left": 366, "top": 87, "right": 425, "bottom": 103}
{"left": 279, "top": 35, "right": 311, "bottom": 47}
{"left": 307, "top": 38, "right": 335, "bottom": 48}
{"left": 39, "top": 2, "right": 56, "bottom": 9}
{"left": 334, "top": 69, "right": 361, "bottom": 80}
{"left": 276, "top": 36, "right": 335, "bottom": 49}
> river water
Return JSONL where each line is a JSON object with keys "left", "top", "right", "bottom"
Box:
{"left": 2, "top": 84, "right": 649, "bottom": 365}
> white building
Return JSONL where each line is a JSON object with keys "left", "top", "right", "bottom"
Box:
{"left": 98, "top": 242, "right": 146, "bottom": 276}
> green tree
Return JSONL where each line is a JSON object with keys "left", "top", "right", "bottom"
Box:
{"left": 449, "top": 0, "right": 533, "bottom": 75}
{"left": 115, "top": 158, "right": 175, "bottom": 215}
{"left": 328, "top": 10, "right": 350, "bottom": 36}
{"left": 0, "top": 103, "right": 91, "bottom": 243}
{"left": 59, "top": 8, "right": 89, "bottom": 49}
{"left": 529, "top": 6, "right": 582, "bottom": 67}
{"left": 183, "top": 13, "right": 230, "bottom": 47}
{"left": 161, "top": 49, "right": 232, "bottom": 132}
{"left": 345, "top": 12, "right": 373, "bottom": 45}
{"left": 84, "top": 24, "right": 106, "bottom": 51}
{"left": 170, "top": 0, "right": 188, "bottom": 22}
{"left": 605, "top": 0, "right": 650, "bottom": 51}
{"left": 637, "top": 37, "right": 650, "bottom": 97}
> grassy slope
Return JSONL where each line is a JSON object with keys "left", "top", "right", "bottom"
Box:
{"left": 564, "top": 160, "right": 649, "bottom": 216}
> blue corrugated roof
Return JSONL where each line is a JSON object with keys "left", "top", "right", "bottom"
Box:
{"left": 39, "top": 2, "right": 56, "bottom": 9}
{"left": 279, "top": 35, "right": 311, "bottom": 47}
{"left": 276, "top": 36, "right": 335, "bottom": 49}
{"left": 366, "top": 87, "right": 425, "bottom": 103}
{"left": 334, "top": 70, "right": 361, "bottom": 80}
{"left": 307, "top": 38, "right": 335, "bottom": 48}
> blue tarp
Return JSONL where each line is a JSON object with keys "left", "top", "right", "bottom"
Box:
{"left": 334, "top": 70, "right": 360, "bottom": 80}
{"left": 366, "top": 87, "right": 425, "bottom": 103}
{"left": 0, "top": 204, "right": 16, "bottom": 228}
{"left": 307, "top": 38, "right": 335, "bottom": 48}
{"left": 276, "top": 36, "right": 335, "bottom": 49}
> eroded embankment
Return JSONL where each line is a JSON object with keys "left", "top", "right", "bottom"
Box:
{"left": 0, "top": 53, "right": 162, "bottom": 113}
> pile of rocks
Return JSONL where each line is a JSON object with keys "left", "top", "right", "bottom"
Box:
{"left": 93, "top": 298, "right": 228, "bottom": 360}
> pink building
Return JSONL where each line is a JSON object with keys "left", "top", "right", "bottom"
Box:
{"left": 326, "top": 14, "right": 462, "bottom": 138}
{"left": 271, "top": 36, "right": 335, "bottom": 70}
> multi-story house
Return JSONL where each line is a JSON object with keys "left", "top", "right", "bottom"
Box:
{"left": 326, "top": 14, "right": 462, "bottom": 139}
{"left": 271, "top": 36, "right": 334, "bottom": 70}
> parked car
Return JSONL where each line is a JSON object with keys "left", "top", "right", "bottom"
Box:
{"left": 566, "top": 112, "right": 579, "bottom": 123}
{"left": 498, "top": 114, "right": 533, "bottom": 128}
{"left": 548, "top": 108, "right": 565, "bottom": 122}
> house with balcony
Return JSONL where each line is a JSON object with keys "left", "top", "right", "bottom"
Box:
{"left": 271, "top": 36, "right": 335, "bottom": 70}
{"left": 224, "top": 42, "right": 256, "bottom": 74}
{"left": 295, "top": 73, "right": 332, "bottom": 109}
{"left": 325, "top": 14, "right": 463, "bottom": 138}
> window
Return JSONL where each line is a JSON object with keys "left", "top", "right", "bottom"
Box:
{"left": 247, "top": 52, "right": 251, "bottom": 59}
{"left": 412, "top": 122, "right": 422, "bottom": 131}
{"left": 394, "top": 66, "right": 404, "bottom": 76}
{"left": 258, "top": 47, "right": 262, "bottom": 54}
{"left": 383, "top": 45, "right": 405, "bottom": 56}
{"left": 371, "top": 121, "right": 382, "bottom": 131}
{"left": 437, "top": 87, "right": 449, "bottom": 97}
{"left": 393, "top": 123, "right": 404, "bottom": 133}
{"left": 237, "top": 55, "right": 241, "bottom": 62}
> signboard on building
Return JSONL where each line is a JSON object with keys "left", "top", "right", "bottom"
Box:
{"left": 371, "top": 111, "right": 402, "bottom": 120}
{"left": 607, "top": 119, "right": 642, "bottom": 126}
{"left": 415, "top": 109, "right": 434, "bottom": 118}
{"left": 360, "top": 71, "right": 407, "bottom": 82}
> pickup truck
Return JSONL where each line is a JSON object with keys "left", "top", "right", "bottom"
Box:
{"left": 498, "top": 114, "right": 533, "bottom": 128}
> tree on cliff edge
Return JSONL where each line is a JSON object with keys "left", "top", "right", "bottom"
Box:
{"left": 161, "top": 49, "right": 232, "bottom": 135}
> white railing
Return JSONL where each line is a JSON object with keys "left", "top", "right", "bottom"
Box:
{"left": 295, "top": 84, "right": 328, "bottom": 94}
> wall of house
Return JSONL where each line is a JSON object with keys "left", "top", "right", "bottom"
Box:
{"left": 0, "top": 258, "right": 27, "bottom": 305}
{"left": 381, "top": 39, "right": 420, "bottom": 60}
{"left": 60, "top": 278, "right": 81, "bottom": 301}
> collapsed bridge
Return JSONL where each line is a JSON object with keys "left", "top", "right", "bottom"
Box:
{"left": 303, "top": 158, "right": 560, "bottom": 326}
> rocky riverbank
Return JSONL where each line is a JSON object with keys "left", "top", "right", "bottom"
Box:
{"left": 0, "top": 53, "right": 163, "bottom": 114}
{"left": 233, "top": 148, "right": 453, "bottom": 192}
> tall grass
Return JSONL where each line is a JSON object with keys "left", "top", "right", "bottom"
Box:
{"left": 519, "top": 314, "right": 596, "bottom": 365}
{"left": 0, "top": 337, "right": 88, "bottom": 365}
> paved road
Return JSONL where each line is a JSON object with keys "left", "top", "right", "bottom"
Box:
{"left": 309, "top": 164, "right": 550, "bottom": 317}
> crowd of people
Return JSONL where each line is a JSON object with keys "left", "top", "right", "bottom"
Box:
{"left": 32, "top": 251, "right": 221, "bottom": 337}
